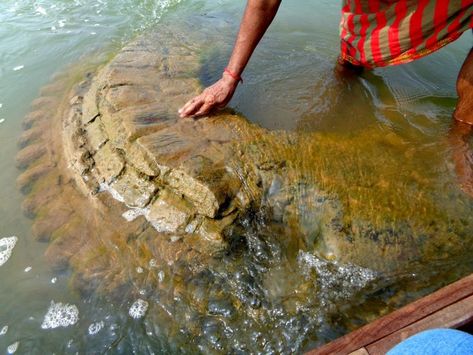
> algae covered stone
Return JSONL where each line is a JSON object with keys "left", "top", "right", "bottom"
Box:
{"left": 14, "top": 15, "right": 473, "bottom": 355}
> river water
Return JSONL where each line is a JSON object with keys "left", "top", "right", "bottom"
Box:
{"left": 0, "top": 0, "right": 472, "bottom": 354}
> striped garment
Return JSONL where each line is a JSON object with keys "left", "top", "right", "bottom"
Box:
{"left": 340, "top": 0, "right": 473, "bottom": 68}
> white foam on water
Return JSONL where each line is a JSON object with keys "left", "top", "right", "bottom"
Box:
{"left": 13, "top": 66, "right": 24, "bottom": 71}
{"left": 122, "top": 207, "right": 148, "bottom": 222}
{"left": 298, "top": 251, "right": 377, "bottom": 302}
{"left": 41, "top": 301, "right": 79, "bottom": 329}
{"left": 0, "top": 236, "right": 18, "bottom": 267}
{"left": 0, "top": 119, "right": 5, "bottom": 124}
{"left": 0, "top": 325, "right": 8, "bottom": 335}
{"left": 7, "top": 342, "right": 19, "bottom": 354}
{"left": 0, "top": 103, "right": 3, "bottom": 108}
{"left": 51, "top": 277, "right": 57, "bottom": 284}
{"left": 24, "top": 266, "right": 32, "bottom": 272}
{"left": 35, "top": 6, "right": 47, "bottom": 16}
{"left": 99, "top": 183, "right": 124, "bottom": 203}
{"left": 129, "top": 299, "right": 148, "bottom": 319}
{"left": 88, "top": 321, "right": 104, "bottom": 335}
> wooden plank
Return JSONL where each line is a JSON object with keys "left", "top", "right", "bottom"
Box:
{"left": 307, "top": 273, "right": 473, "bottom": 355}
{"left": 366, "top": 294, "right": 473, "bottom": 354}
{"left": 349, "top": 348, "right": 369, "bottom": 355}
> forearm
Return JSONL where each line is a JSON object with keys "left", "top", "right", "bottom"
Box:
{"left": 178, "top": 0, "right": 281, "bottom": 117}
{"left": 226, "top": 0, "right": 282, "bottom": 77}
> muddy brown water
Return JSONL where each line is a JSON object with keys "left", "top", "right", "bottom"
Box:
{"left": 0, "top": 1, "right": 472, "bottom": 354}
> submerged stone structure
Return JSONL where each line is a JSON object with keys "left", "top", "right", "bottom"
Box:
{"left": 15, "top": 19, "right": 473, "bottom": 353}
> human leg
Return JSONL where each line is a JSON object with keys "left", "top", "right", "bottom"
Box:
{"left": 454, "top": 48, "right": 473, "bottom": 125}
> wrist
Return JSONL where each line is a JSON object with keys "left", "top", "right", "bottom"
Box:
{"left": 221, "top": 73, "right": 240, "bottom": 88}
{"left": 222, "top": 67, "right": 243, "bottom": 85}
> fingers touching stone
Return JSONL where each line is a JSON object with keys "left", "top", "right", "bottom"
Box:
{"left": 179, "top": 96, "right": 204, "bottom": 118}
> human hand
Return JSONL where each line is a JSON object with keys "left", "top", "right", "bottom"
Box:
{"left": 178, "top": 74, "right": 239, "bottom": 118}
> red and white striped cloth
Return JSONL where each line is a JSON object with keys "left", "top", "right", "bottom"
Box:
{"left": 340, "top": 0, "right": 473, "bottom": 68}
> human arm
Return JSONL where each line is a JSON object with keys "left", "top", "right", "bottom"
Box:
{"left": 178, "top": 0, "right": 282, "bottom": 118}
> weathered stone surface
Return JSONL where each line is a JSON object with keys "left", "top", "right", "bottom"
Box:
{"left": 102, "top": 66, "right": 160, "bottom": 88}
{"left": 22, "top": 110, "right": 47, "bottom": 130}
{"left": 103, "top": 85, "right": 161, "bottom": 112}
{"left": 110, "top": 167, "right": 157, "bottom": 208}
{"left": 119, "top": 104, "right": 176, "bottom": 141}
{"left": 31, "top": 97, "right": 57, "bottom": 111}
{"left": 166, "top": 158, "right": 230, "bottom": 218}
{"left": 112, "top": 50, "right": 161, "bottom": 68}
{"left": 24, "top": 22, "right": 471, "bottom": 276}
{"left": 14, "top": 18, "right": 473, "bottom": 355}
{"left": 16, "top": 163, "right": 52, "bottom": 194}
{"left": 126, "top": 143, "right": 160, "bottom": 177}
{"left": 18, "top": 126, "right": 42, "bottom": 148}
{"left": 197, "top": 213, "right": 238, "bottom": 243}
{"left": 93, "top": 143, "right": 124, "bottom": 183}
{"left": 85, "top": 118, "right": 108, "bottom": 152}
{"left": 81, "top": 80, "right": 100, "bottom": 124}
{"left": 147, "top": 189, "right": 194, "bottom": 233}
{"left": 16, "top": 142, "right": 47, "bottom": 170}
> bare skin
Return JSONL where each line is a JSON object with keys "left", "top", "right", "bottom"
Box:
{"left": 454, "top": 48, "right": 473, "bottom": 125}
{"left": 178, "top": 0, "right": 281, "bottom": 118}
{"left": 179, "top": 2, "right": 473, "bottom": 127}
{"left": 449, "top": 122, "right": 473, "bottom": 198}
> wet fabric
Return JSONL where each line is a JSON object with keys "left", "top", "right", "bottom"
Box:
{"left": 340, "top": 0, "right": 473, "bottom": 68}
{"left": 387, "top": 328, "right": 473, "bottom": 355}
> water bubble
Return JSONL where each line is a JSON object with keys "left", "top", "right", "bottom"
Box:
{"left": 13, "top": 66, "right": 24, "bottom": 71}
{"left": 0, "top": 325, "right": 8, "bottom": 335}
{"left": 208, "top": 298, "right": 235, "bottom": 318}
{"left": 129, "top": 299, "right": 148, "bottom": 319}
{"left": 7, "top": 342, "right": 19, "bottom": 354}
{"left": 158, "top": 271, "right": 165, "bottom": 283}
{"left": 41, "top": 301, "right": 79, "bottom": 329}
{"left": 0, "top": 236, "right": 18, "bottom": 267}
{"left": 51, "top": 277, "right": 57, "bottom": 284}
{"left": 0, "top": 119, "right": 5, "bottom": 124}
{"left": 297, "top": 251, "right": 377, "bottom": 301}
{"left": 88, "top": 321, "right": 104, "bottom": 335}
{"left": 148, "top": 259, "right": 157, "bottom": 268}
{"left": 24, "top": 266, "right": 32, "bottom": 272}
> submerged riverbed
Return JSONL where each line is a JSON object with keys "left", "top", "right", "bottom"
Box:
{"left": 1, "top": 0, "right": 472, "bottom": 354}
